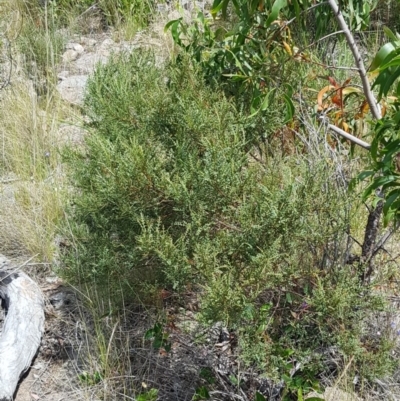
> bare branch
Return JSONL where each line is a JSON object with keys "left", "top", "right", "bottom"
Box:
{"left": 371, "top": 222, "right": 399, "bottom": 259}
{"left": 303, "top": 30, "right": 345, "bottom": 50}
{"left": 327, "top": 0, "right": 381, "bottom": 120}
{"left": 285, "top": 1, "right": 329, "bottom": 26}
{"left": 327, "top": 123, "right": 371, "bottom": 150}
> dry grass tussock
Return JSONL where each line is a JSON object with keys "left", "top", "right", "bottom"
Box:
{"left": 0, "top": 0, "right": 79, "bottom": 261}
{"left": 0, "top": 72, "right": 68, "bottom": 260}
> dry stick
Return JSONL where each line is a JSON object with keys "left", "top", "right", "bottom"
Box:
{"left": 372, "top": 222, "right": 400, "bottom": 259}
{"left": 301, "top": 30, "right": 345, "bottom": 52}
{"left": 327, "top": 123, "right": 371, "bottom": 149}
{"left": 285, "top": 1, "right": 329, "bottom": 27}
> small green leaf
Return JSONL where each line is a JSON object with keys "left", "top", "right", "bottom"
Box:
{"left": 211, "top": 0, "right": 227, "bottom": 17}
{"left": 153, "top": 337, "right": 163, "bottom": 349}
{"left": 145, "top": 328, "right": 155, "bottom": 339}
{"left": 137, "top": 388, "right": 159, "bottom": 401}
{"left": 370, "top": 43, "right": 396, "bottom": 71}
{"left": 283, "top": 94, "right": 295, "bottom": 123}
{"left": 164, "top": 18, "right": 182, "bottom": 32}
{"left": 384, "top": 26, "right": 398, "bottom": 42}
{"left": 265, "top": 0, "right": 288, "bottom": 29}
{"left": 221, "top": 0, "right": 230, "bottom": 18}
{"left": 255, "top": 392, "right": 266, "bottom": 401}
{"left": 165, "top": 19, "right": 184, "bottom": 46}
{"left": 292, "top": 0, "right": 301, "bottom": 23}
{"left": 358, "top": 170, "right": 375, "bottom": 181}
{"left": 195, "top": 386, "right": 210, "bottom": 399}
{"left": 260, "top": 303, "right": 272, "bottom": 313}
{"left": 286, "top": 292, "right": 293, "bottom": 304}
{"left": 200, "top": 367, "right": 215, "bottom": 384}
{"left": 383, "top": 190, "right": 400, "bottom": 218}
{"left": 378, "top": 66, "right": 400, "bottom": 98}
{"left": 380, "top": 55, "right": 400, "bottom": 71}
{"left": 211, "top": 0, "right": 223, "bottom": 14}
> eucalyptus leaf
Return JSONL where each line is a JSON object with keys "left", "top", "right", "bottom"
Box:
{"left": 265, "top": 0, "right": 287, "bottom": 29}
{"left": 255, "top": 392, "right": 266, "bottom": 401}
{"left": 370, "top": 43, "right": 396, "bottom": 71}
{"left": 383, "top": 26, "right": 398, "bottom": 42}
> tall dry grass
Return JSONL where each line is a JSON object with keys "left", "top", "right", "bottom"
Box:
{"left": 0, "top": 1, "right": 70, "bottom": 261}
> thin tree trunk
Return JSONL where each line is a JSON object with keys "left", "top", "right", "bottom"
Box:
{"left": 327, "top": 0, "right": 381, "bottom": 120}
{"left": 326, "top": 0, "right": 385, "bottom": 282}
{"left": 360, "top": 201, "right": 384, "bottom": 282}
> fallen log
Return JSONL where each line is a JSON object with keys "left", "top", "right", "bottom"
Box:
{"left": 0, "top": 255, "right": 45, "bottom": 401}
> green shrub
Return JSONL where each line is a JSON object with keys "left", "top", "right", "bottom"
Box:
{"left": 61, "top": 51, "right": 396, "bottom": 382}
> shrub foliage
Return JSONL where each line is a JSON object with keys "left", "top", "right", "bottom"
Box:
{"left": 62, "top": 51, "right": 395, "bottom": 382}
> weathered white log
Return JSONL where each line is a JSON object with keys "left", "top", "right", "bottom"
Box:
{"left": 0, "top": 256, "right": 45, "bottom": 401}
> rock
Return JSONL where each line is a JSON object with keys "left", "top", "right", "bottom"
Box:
{"left": 306, "top": 387, "right": 362, "bottom": 401}
{"left": 0, "top": 255, "right": 9, "bottom": 268}
{"left": 57, "top": 70, "right": 69, "bottom": 80}
{"left": 100, "top": 38, "right": 116, "bottom": 50}
{"left": 80, "top": 37, "right": 97, "bottom": 47}
{"left": 48, "top": 289, "right": 77, "bottom": 312}
{"left": 69, "top": 43, "right": 84, "bottom": 54}
{"left": 157, "top": 3, "right": 170, "bottom": 13}
{"left": 56, "top": 75, "right": 88, "bottom": 105}
{"left": 62, "top": 49, "right": 79, "bottom": 63}
{"left": 74, "top": 52, "right": 109, "bottom": 74}
{"left": 168, "top": 9, "right": 192, "bottom": 24}
{"left": 45, "top": 276, "right": 60, "bottom": 284}
{"left": 57, "top": 123, "right": 86, "bottom": 144}
{"left": 180, "top": 0, "right": 205, "bottom": 11}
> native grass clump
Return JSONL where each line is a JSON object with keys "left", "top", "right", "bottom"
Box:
{"left": 0, "top": 1, "right": 70, "bottom": 259}
{"left": 15, "top": 0, "right": 155, "bottom": 35}
{"left": 61, "top": 51, "right": 397, "bottom": 391}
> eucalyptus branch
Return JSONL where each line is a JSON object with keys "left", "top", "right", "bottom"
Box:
{"left": 302, "top": 30, "right": 345, "bottom": 50}
{"left": 327, "top": 123, "right": 371, "bottom": 150}
{"left": 323, "top": 65, "right": 360, "bottom": 71}
{"left": 327, "top": 0, "right": 381, "bottom": 120}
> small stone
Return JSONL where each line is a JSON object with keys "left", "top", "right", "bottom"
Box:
{"left": 57, "top": 70, "right": 69, "bottom": 80}
{"left": 100, "top": 38, "right": 115, "bottom": 49}
{"left": 0, "top": 255, "right": 10, "bottom": 268}
{"left": 80, "top": 37, "right": 97, "bottom": 47}
{"left": 157, "top": 3, "right": 169, "bottom": 12}
{"left": 56, "top": 75, "right": 88, "bottom": 105}
{"left": 74, "top": 52, "right": 109, "bottom": 74}
{"left": 32, "top": 362, "right": 45, "bottom": 370}
{"left": 57, "top": 124, "right": 85, "bottom": 144}
{"left": 73, "top": 43, "right": 85, "bottom": 54}
{"left": 46, "top": 276, "right": 59, "bottom": 284}
{"left": 62, "top": 49, "right": 79, "bottom": 63}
